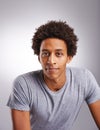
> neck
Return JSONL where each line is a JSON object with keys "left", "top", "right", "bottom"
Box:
{"left": 43, "top": 74, "right": 66, "bottom": 91}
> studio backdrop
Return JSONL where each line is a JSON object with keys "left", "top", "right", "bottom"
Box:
{"left": 0, "top": 0, "right": 100, "bottom": 130}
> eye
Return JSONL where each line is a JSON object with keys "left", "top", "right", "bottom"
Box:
{"left": 56, "top": 52, "right": 63, "bottom": 57}
{"left": 41, "top": 51, "right": 49, "bottom": 57}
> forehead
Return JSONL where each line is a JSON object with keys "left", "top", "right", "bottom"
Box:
{"left": 40, "top": 38, "right": 67, "bottom": 51}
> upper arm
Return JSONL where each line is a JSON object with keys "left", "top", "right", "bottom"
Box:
{"left": 88, "top": 100, "right": 100, "bottom": 129}
{"left": 11, "top": 109, "right": 31, "bottom": 130}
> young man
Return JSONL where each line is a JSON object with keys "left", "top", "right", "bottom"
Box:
{"left": 7, "top": 21, "right": 100, "bottom": 130}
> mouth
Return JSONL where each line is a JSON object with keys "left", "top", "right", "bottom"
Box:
{"left": 45, "top": 67, "right": 59, "bottom": 72}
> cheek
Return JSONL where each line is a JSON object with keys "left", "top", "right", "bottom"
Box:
{"left": 59, "top": 62, "right": 67, "bottom": 67}
{"left": 58, "top": 58, "right": 67, "bottom": 65}
{"left": 39, "top": 58, "right": 47, "bottom": 65}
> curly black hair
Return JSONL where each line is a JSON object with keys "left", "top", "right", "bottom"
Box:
{"left": 32, "top": 20, "right": 78, "bottom": 57}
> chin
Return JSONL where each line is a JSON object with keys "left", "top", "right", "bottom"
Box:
{"left": 45, "top": 73, "right": 59, "bottom": 80}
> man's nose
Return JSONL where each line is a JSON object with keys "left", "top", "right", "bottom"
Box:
{"left": 47, "top": 54, "right": 56, "bottom": 64}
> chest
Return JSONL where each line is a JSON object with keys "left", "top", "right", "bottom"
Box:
{"left": 30, "top": 85, "right": 84, "bottom": 129}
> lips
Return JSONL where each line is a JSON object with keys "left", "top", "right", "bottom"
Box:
{"left": 45, "top": 67, "right": 59, "bottom": 72}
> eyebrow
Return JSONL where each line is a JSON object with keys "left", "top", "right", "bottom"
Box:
{"left": 41, "top": 49, "right": 64, "bottom": 52}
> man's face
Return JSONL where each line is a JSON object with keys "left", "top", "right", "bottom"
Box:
{"left": 39, "top": 38, "right": 72, "bottom": 80}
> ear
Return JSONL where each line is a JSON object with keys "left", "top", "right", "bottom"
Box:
{"left": 67, "top": 56, "right": 73, "bottom": 64}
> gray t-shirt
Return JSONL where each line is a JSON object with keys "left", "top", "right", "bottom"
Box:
{"left": 7, "top": 67, "right": 100, "bottom": 130}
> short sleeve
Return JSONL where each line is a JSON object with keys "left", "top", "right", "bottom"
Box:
{"left": 7, "top": 76, "right": 30, "bottom": 111}
{"left": 85, "top": 70, "right": 100, "bottom": 104}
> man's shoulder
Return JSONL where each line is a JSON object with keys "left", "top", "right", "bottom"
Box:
{"left": 67, "top": 66, "right": 91, "bottom": 79}
{"left": 14, "top": 69, "right": 42, "bottom": 83}
{"left": 67, "top": 66, "right": 88, "bottom": 73}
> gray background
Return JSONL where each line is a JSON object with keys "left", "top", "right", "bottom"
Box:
{"left": 0, "top": 0, "right": 100, "bottom": 130}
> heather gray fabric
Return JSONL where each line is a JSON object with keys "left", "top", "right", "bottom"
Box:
{"left": 7, "top": 67, "right": 100, "bottom": 130}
